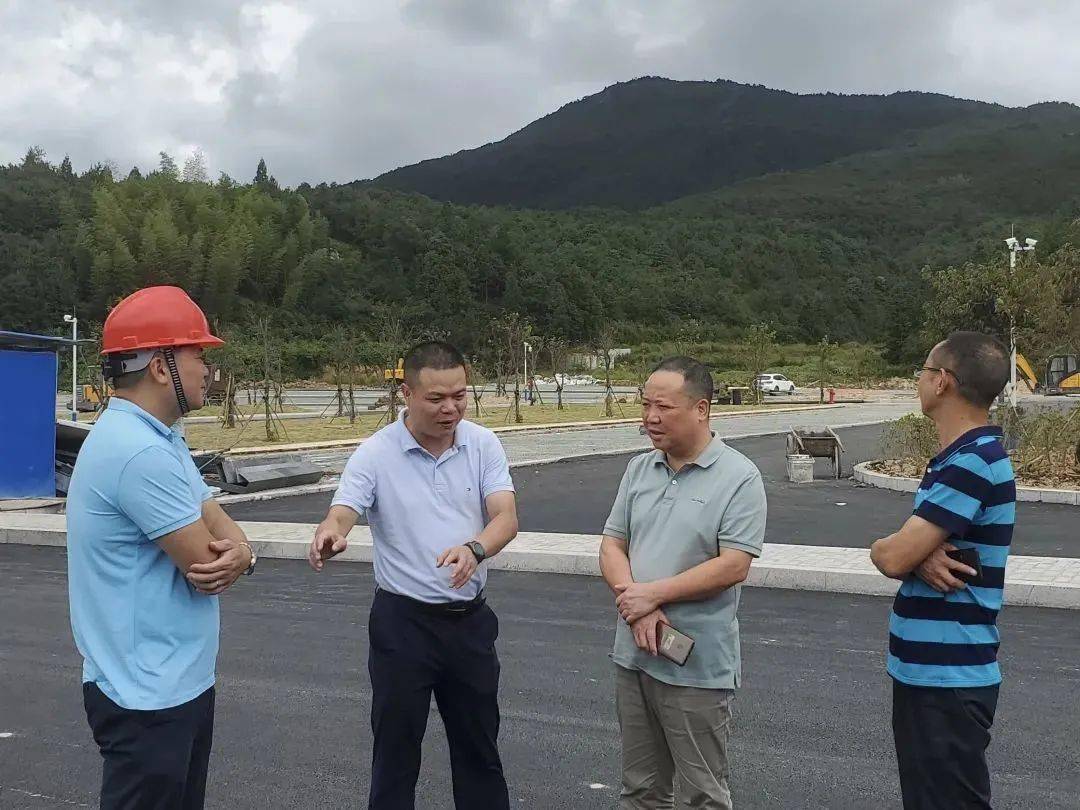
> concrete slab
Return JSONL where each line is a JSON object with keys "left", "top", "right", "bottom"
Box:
{"left": 7, "top": 514, "right": 1077, "bottom": 608}
{"left": 0, "top": 498, "right": 66, "bottom": 513}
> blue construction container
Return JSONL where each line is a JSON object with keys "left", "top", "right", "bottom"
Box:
{"left": 0, "top": 331, "right": 72, "bottom": 498}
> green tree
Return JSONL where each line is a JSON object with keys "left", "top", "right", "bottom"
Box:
{"left": 816, "top": 336, "right": 838, "bottom": 403}
{"left": 182, "top": 149, "right": 209, "bottom": 183}
{"left": 743, "top": 322, "right": 777, "bottom": 404}
{"left": 22, "top": 146, "right": 47, "bottom": 167}
{"left": 137, "top": 204, "right": 189, "bottom": 286}
{"left": 91, "top": 238, "right": 138, "bottom": 309}
{"left": 204, "top": 222, "right": 252, "bottom": 318}
{"left": 158, "top": 151, "right": 179, "bottom": 180}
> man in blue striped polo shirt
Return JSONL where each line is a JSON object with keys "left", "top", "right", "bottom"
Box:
{"left": 871, "top": 331, "right": 1014, "bottom": 810}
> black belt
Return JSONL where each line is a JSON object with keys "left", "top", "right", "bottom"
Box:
{"left": 378, "top": 588, "right": 486, "bottom": 617}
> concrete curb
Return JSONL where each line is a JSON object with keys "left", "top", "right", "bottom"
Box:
{"left": 853, "top": 462, "right": 1080, "bottom": 506}
{"left": 215, "top": 481, "right": 341, "bottom": 505}
{"left": 6, "top": 516, "right": 1078, "bottom": 609}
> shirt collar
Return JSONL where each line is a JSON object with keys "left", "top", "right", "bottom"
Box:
{"left": 652, "top": 432, "right": 724, "bottom": 470}
{"left": 396, "top": 409, "right": 467, "bottom": 454}
{"left": 931, "top": 425, "right": 1003, "bottom": 466}
{"left": 106, "top": 397, "right": 175, "bottom": 439}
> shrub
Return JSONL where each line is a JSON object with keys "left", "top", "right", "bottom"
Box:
{"left": 881, "top": 413, "right": 938, "bottom": 463}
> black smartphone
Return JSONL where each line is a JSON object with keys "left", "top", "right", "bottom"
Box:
{"left": 658, "top": 622, "right": 695, "bottom": 666}
{"left": 946, "top": 547, "right": 984, "bottom": 586}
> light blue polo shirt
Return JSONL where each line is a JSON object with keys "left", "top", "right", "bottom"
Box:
{"left": 332, "top": 412, "right": 515, "bottom": 603}
{"left": 67, "top": 397, "right": 218, "bottom": 710}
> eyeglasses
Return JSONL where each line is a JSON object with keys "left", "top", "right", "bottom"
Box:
{"left": 914, "top": 366, "right": 963, "bottom": 385}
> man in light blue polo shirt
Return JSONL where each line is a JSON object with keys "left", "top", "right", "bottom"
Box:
{"left": 67, "top": 286, "right": 255, "bottom": 810}
{"left": 310, "top": 341, "right": 519, "bottom": 810}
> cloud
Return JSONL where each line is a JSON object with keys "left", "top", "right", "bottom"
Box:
{"left": 2, "top": 0, "right": 1078, "bottom": 186}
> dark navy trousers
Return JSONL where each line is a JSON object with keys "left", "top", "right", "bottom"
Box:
{"left": 367, "top": 588, "right": 509, "bottom": 810}
{"left": 83, "top": 682, "right": 215, "bottom": 810}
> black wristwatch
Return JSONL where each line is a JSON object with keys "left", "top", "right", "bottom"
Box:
{"left": 466, "top": 540, "right": 487, "bottom": 564}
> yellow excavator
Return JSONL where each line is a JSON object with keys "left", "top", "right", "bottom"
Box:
{"left": 1017, "top": 353, "right": 1080, "bottom": 395}
{"left": 383, "top": 359, "right": 405, "bottom": 383}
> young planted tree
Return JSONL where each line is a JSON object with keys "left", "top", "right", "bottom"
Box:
{"left": 743, "top": 322, "right": 777, "bottom": 405}
{"left": 252, "top": 318, "right": 286, "bottom": 442}
{"left": 77, "top": 322, "right": 109, "bottom": 412}
{"left": 325, "top": 326, "right": 360, "bottom": 423}
{"left": 207, "top": 330, "right": 255, "bottom": 429}
{"left": 369, "top": 305, "right": 427, "bottom": 425}
{"left": 816, "top": 336, "right": 838, "bottom": 404}
{"left": 467, "top": 354, "right": 488, "bottom": 419}
{"left": 591, "top": 325, "right": 622, "bottom": 417}
{"left": 546, "top": 334, "right": 570, "bottom": 410}
{"left": 488, "top": 313, "right": 532, "bottom": 424}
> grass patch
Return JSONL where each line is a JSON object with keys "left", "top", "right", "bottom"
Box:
{"left": 186, "top": 403, "right": 305, "bottom": 417}
{"left": 182, "top": 400, "right": 790, "bottom": 450}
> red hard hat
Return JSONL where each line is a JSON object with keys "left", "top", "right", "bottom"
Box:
{"left": 101, "top": 286, "right": 224, "bottom": 355}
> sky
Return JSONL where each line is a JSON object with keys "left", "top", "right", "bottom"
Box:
{"left": 3, "top": 0, "right": 1079, "bottom": 186}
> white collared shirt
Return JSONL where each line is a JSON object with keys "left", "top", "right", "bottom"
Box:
{"left": 332, "top": 412, "right": 515, "bottom": 602}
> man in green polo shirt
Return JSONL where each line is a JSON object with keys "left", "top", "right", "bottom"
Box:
{"left": 600, "top": 356, "right": 767, "bottom": 810}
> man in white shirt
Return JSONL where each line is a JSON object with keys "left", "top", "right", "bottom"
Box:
{"left": 309, "top": 341, "right": 518, "bottom": 810}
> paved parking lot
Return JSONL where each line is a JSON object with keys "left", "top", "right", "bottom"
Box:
{"left": 3, "top": 546, "right": 1079, "bottom": 809}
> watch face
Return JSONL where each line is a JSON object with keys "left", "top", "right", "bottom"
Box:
{"left": 470, "top": 542, "right": 485, "bottom": 561}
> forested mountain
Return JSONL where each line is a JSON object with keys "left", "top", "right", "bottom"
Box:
{"left": 370, "top": 77, "right": 1065, "bottom": 210}
{"left": 3, "top": 80, "right": 1080, "bottom": 373}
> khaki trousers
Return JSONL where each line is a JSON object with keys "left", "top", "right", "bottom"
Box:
{"left": 615, "top": 666, "right": 734, "bottom": 810}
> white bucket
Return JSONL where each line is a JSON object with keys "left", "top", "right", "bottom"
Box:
{"left": 786, "top": 454, "right": 815, "bottom": 483}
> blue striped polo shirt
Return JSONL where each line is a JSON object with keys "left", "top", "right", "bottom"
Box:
{"left": 887, "top": 425, "right": 1016, "bottom": 688}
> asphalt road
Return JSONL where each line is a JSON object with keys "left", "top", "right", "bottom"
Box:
{"left": 225, "top": 425, "right": 1080, "bottom": 558}
{"left": 2, "top": 546, "right": 1078, "bottom": 809}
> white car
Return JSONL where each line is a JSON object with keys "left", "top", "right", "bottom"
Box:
{"left": 754, "top": 373, "right": 796, "bottom": 395}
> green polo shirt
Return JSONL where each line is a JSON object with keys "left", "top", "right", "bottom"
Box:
{"left": 604, "top": 433, "right": 767, "bottom": 689}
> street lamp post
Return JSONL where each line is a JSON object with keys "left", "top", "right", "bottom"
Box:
{"left": 523, "top": 342, "right": 532, "bottom": 403}
{"left": 1004, "top": 236, "right": 1037, "bottom": 408}
{"left": 63, "top": 313, "right": 78, "bottom": 421}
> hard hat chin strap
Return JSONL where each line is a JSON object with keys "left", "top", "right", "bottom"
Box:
{"left": 162, "top": 348, "right": 191, "bottom": 414}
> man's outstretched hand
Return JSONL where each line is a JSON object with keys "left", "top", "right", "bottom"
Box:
{"left": 309, "top": 524, "right": 348, "bottom": 571}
